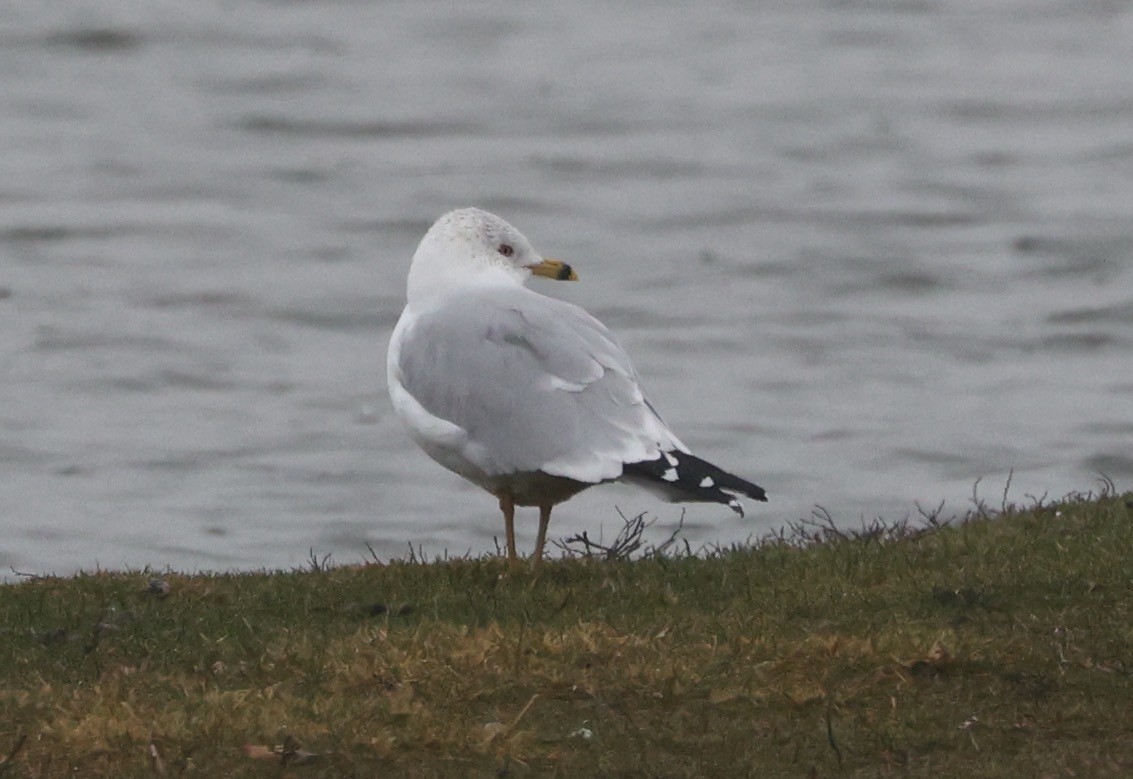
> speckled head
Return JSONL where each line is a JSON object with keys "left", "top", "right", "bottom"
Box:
{"left": 405, "top": 208, "right": 576, "bottom": 306}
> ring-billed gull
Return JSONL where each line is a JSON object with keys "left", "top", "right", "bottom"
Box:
{"left": 387, "top": 208, "right": 767, "bottom": 565}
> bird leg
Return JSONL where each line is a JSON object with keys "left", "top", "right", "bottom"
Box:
{"left": 498, "top": 494, "right": 517, "bottom": 561}
{"left": 532, "top": 504, "right": 553, "bottom": 569}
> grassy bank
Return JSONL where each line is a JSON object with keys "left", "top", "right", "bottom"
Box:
{"left": 1, "top": 489, "right": 1131, "bottom": 777}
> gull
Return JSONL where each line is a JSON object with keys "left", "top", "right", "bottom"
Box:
{"left": 387, "top": 208, "right": 767, "bottom": 566}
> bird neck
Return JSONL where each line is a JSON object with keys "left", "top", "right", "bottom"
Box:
{"left": 406, "top": 256, "right": 527, "bottom": 310}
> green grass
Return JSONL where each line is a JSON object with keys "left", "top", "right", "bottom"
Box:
{"left": 1, "top": 488, "right": 1132, "bottom": 777}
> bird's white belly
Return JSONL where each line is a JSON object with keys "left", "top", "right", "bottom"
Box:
{"left": 388, "top": 372, "right": 498, "bottom": 491}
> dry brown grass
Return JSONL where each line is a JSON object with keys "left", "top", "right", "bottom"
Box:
{"left": 1, "top": 487, "right": 1131, "bottom": 777}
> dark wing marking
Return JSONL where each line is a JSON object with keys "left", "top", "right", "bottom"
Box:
{"left": 622, "top": 451, "right": 767, "bottom": 516}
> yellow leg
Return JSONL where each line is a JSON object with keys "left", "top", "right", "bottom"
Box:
{"left": 499, "top": 494, "right": 517, "bottom": 561}
{"left": 532, "top": 505, "right": 552, "bottom": 569}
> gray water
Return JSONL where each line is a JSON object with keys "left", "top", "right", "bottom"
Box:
{"left": 2, "top": 1, "right": 1132, "bottom": 577}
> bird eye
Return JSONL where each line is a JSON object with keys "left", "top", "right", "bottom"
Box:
{"left": 497, "top": 244, "right": 514, "bottom": 258}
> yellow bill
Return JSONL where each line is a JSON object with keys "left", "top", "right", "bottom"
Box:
{"left": 528, "top": 258, "right": 578, "bottom": 281}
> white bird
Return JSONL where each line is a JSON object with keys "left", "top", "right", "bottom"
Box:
{"left": 387, "top": 208, "right": 767, "bottom": 566}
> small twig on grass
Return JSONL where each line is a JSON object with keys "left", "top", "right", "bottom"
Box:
{"left": 404, "top": 542, "right": 427, "bottom": 564}
{"left": 784, "top": 507, "right": 846, "bottom": 546}
{"left": 971, "top": 477, "right": 990, "bottom": 520}
{"left": 554, "top": 508, "right": 687, "bottom": 561}
{"left": 554, "top": 509, "right": 650, "bottom": 560}
{"left": 362, "top": 541, "right": 385, "bottom": 566}
{"left": 9, "top": 569, "right": 45, "bottom": 581}
{"left": 1001, "top": 469, "right": 1014, "bottom": 513}
{"left": 784, "top": 505, "right": 947, "bottom": 548}
{"left": 813, "top": 506, "right": 849, "bottom": 540}
{"left": 824, "top": 707, "right": 843, "bottom": 768}
{"left": 482, "top": 694, "right": 541, "bottom": 751}
{"left": 509, "top": 694, "right": 540, "bottom": 731}
{"left": 915, "top": 500, "right": 947, "bottom": 528}
{"left": 306, "top": 549, "right": 333, "bottom": 573}
{"left": 648, "top": 510, "right": 686, "bottom": 558}
{"left": 1095, "top": 473, "right": 1116, "bottom": 497}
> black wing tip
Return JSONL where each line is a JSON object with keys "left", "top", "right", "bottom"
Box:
{"left": 728, "top": 487, "right": 769, "bottom": 517}
{"left": 624, "top": 451, "right": 767, "bottom": 513}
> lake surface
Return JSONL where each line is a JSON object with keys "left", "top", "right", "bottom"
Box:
{"left": 2, "top": 1, "right": 1131, "bottom": 577}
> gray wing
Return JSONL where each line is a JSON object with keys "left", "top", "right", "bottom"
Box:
{"left": 396, "top": 286, "right": 685, "bottom": 482}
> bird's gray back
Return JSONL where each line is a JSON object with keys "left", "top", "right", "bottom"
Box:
{"left": 396, "top": 286, "right": 677, "bottom": 481}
